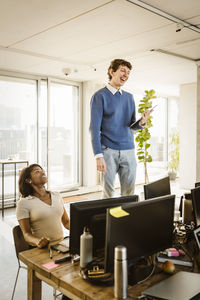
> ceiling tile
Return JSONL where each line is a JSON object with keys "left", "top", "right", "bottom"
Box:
{"left": 0, "top": 0, "right": 111, "bottom": 46}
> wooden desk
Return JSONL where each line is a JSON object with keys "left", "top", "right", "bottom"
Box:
{"left": 19, "top": 247, "right": 196, "bottom": 300}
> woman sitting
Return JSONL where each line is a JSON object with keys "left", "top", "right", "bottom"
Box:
{"left": 16, "top": 163, "right": 70, "bottom": 248}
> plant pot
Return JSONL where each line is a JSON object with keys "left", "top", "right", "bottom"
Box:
{"left": 168, "top": 171, "right": 177, "bottom": 181}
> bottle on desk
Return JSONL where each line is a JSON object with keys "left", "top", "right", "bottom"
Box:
{"left": 80, "top": 226, "right": 93, "bottom": 268}
{"left": 114, "top": 245, "right": 128, "bottom": 299}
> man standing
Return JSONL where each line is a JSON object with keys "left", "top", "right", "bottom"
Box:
{"left": 90, "top": 59, "right": 151, "bottom": 198}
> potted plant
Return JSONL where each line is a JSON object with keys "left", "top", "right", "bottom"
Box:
{"left": 167, "top": 132, "right": 179, "bottom": 180}
{"left": 135, "top": 89, "right": 157, "bottom": 184}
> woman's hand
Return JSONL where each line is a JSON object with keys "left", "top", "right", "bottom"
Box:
{"left": 19, "top": 218, "right": 49, "bottom": 248}
{"left": 37, "top": 237, "right": 49, "bottom": 248}
{"left": 96, "top": 157, "right": 106, "bottom": 174}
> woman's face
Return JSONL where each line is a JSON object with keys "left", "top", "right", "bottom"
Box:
{"left": 30, "top": 166, "right": 47, "bottom": 185}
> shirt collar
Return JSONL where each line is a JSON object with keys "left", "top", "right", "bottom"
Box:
{"left": 106, "top": 84, "right": 122, "bottom": 95}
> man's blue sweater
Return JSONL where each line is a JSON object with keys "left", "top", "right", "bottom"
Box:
{"left": 90, "top": 87, "right": 142, "bottom": 155}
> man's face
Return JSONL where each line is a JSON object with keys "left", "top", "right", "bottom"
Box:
{"left": 109, "top": 65, "right": 131, "bottom": 88}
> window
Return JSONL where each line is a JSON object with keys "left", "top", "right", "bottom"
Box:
{"left": 0, "top": 75, "right": 37, "bottom": 201}
{"left": 48, "top": 81, "right": 80, "bottom": 190}
{"left": 0, "top": 76, "right": 37, "bottom": 162}
{"left": 168, "top": 97, "right": 179, "bottom": 137}
{"left": 0, "top": 74, "right": 81, "bottom": 202}
{"left": 134, "top": 93, "right": 179, "bottom": 184}
{"left": 38, "top": 80, "right": 48, "bottom": 169}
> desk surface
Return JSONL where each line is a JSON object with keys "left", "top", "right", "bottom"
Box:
{"left": 19, "top": 247, "right": 196, "bottom": 300}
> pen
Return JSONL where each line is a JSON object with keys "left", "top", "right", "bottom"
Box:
{"left": 49, "top": 246, "right": 53, "bottom": 259}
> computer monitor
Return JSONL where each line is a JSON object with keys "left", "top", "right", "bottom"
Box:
{"left": 69, "top": 195, "right": 138, "bottom": 255}
{"left": 104, "top": 194, "right": 175, "bottom": 272}
{"left": 195, "top": 182, "right": 200, "bottom": 188}
{"left": 144, "top": 176, "right": 171, "bottom": 200}
{"left": 191, "top": 186, "right": 200, "bottom": 227}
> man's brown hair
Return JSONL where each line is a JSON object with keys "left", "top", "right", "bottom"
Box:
{"left": 107, "top": 59, "right": 132, "bottom": 80}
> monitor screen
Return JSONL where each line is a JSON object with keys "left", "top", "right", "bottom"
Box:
{"left": 104, "top": 194, "right": 175, "bottom": 272}
{"left": 194, "top": 227, "right": 200, "bottom": 250}
{"left": 69, "top": 195, "right": 138, "bottom": 255}
{"left": 144, "top": 176, "right": 171, "bottom": 200}
{"left": 191, "top": 186, "right": 200, "bottom": 227}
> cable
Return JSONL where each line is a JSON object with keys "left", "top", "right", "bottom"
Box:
{"left": 136, "top": 255, "right": 156, "bottom": 285}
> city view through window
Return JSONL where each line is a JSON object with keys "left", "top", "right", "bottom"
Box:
{"left": 0, "top": 76, "right": 80, "bottom": 205}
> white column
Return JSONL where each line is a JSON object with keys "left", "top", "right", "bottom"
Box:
{"left": 82, "top": 81, "right": 104, "bottom": 187}
{"left": 179, "top": 83, "right": 197, "bottom": 189}
{"left": 196, "top": 63, "right": 200, "bottom": 181}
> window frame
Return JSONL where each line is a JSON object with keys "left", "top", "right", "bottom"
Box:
{"left": 0, "top": 70, "right": 82, "bottom": 192}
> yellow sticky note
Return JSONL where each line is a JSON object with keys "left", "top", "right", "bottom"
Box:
{"left": 109, "top": 206, "right": 129, "bottom": 218}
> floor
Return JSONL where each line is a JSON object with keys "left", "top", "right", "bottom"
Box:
{"left": 0, "top": 181, "right": 186, "bottom": 300}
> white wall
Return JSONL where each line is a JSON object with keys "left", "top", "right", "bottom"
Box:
{"left": 196, "top": 65, "right": 200, "bottom": 181}
{"left": 82, "top": 80, "right": 104, "bottom": 187}
{"left": 179, "top": 83, "right": 197, "bottom": 189}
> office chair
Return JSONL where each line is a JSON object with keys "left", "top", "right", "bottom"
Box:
{"left": 11, "top": 225, "right": 60, "bottom": 300}
{"left": 143, "top": 176, "right": 171, "bottom": 200}
{"left": 11, "top": 225, "right": 30, "bottom": 300}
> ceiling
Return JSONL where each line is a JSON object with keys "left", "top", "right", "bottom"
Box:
{"left": 0, "top": 0, "right": 200, "bottom": 96}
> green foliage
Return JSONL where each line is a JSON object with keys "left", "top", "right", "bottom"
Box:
{"left": 135, "top": 89, "right": 157, "bottom": 183}
{"left": 167, "top": 132, "right": 179, "bottom": 173}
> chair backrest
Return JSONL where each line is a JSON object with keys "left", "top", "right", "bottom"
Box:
{"left": 143, "top": 176, "right": 171, "bottom": 200}
{"left": 13, "top": 225, "right": 30, "bottom": 259}
{"left": 191, "top": 186, "right": 200, "bottom": 228}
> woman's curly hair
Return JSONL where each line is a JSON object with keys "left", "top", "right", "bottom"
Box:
{"left": 18, "top": 164, "right": 42, "bottom": 198}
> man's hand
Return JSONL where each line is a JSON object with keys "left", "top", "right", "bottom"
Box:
{"left": 96, "top": 157, "right": 106, "bottom": 174}
{"left": 139, "top": 108, "right": 153, "bottom": 126}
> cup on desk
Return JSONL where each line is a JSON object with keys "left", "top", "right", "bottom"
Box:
{"left": 174, "top": 210, "right": 180, "bottom": 222}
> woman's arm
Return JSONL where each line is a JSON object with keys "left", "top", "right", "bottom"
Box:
{"left": 19, "top": 218, "right": 49, "bottom": 248}
{"left": 61, "top": 208, "right": 70, "bottom": 230}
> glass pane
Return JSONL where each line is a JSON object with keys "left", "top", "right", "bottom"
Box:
{"left": 168, "top": 97, "right": 179, "bottom": 136}
{"left": 148, "top": 97, "right": 167, "bottom": 180}
{"left": 48, "top": 82, "right": 79, "bottom": 190}
{"left": 167, "top": 98, "right": 179, "bottom": 175}
{"left": 38, "top": 80, "right": 48, "bottom": 171}
{"left": 0, "top": 75, "right": 37, "bottom": 201}
{"left": 134, "top": 94, "right": 167, "bottom": 184}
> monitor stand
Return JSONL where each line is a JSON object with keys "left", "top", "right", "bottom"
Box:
{"left": 128, "top": 260, "right": 162, "bottom": 285}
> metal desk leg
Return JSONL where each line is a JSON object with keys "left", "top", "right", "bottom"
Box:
{"left": 14, "top": 163, "right": 16, "bottom": 207}
{"left": 2, "top": 164, "right": 4, "bottom": 218}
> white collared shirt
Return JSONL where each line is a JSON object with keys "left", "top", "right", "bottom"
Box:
{"left": 106, "top": 83, "right": 122, "bottom": 95}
